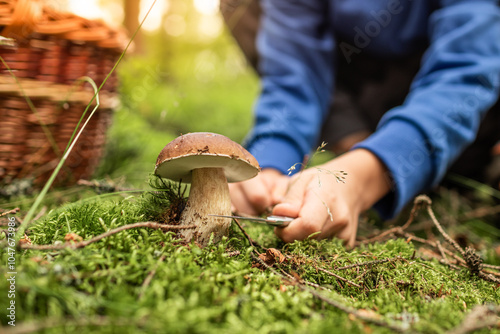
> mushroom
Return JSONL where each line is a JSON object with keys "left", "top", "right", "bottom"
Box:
{"left": 154, "top": 132, "right": 260, "bottom": 246}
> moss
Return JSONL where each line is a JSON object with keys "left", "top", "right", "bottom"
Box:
{"left": 2, "top": 190, "right": 499, "bottom": 333}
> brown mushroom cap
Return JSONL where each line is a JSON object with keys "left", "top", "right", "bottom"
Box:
{"left": 155, "top": 132, "right": 260, "bottom": 183}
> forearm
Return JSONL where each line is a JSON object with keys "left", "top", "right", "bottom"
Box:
{"left": 245, "top": 0, "right": 334, "bottom": 175}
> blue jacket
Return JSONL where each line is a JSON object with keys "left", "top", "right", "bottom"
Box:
{"left": 244, "top": 0, "right": 500, "bottom": 218}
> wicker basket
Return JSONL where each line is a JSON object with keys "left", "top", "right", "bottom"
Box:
{"left": 0, "top": 0, "right": 127, "bottom": 186}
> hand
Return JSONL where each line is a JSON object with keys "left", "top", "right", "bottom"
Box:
{"left": 229, "top": 168, "right": 290, "bottom": 215}
{"left": 272, "top": 149, "right": 391, "bottom": 247}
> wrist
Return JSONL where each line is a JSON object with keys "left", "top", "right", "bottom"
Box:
{"left": 323, "top": 149, "right": 391, "bottom": 212}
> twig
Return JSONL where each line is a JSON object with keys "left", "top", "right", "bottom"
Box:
{"left": 251, "top": 253, "right": 407, "bottom": 333}
{"left": 418, "top": 195, "right": 465, "bottom": 256}
{"left": 317, "top": 267, "right": 362, "bottom": 288}
{"left": 336, "top": 257, "right": 401, "bottom": 271}
{"left": 445, "top": 304, "right": 500, "bottom": 334}
{"left": 458, "top": 204, "right": 500, "bottom": 221}
{"left": 18, "top": 222, "right": 195, "bottom": 250}
{"left": 357, "top": 195, "right": 430, "bottom": 246}
{"left": 436, "top": 241, "right": 448, "bottom": 263}
{"left": 0, "top": 207, "right": 20, "bottom": 217}
{"left": 33, "top": 206, "right": 47, "bottom": 222}
{"left": 0, "top": 316, "right": 146, "bottom": 334}
{"left": 477, "top": 271, "right": 500, "bottom": 284}
{"left": 439, "top": 259, "right": 462, "bottom": 271}
{"left": 77, "top": 179, "right": 134, "bottom": 194}
{"left": 232, "top": 218, "right": 265, "bottom": 250}
{"left": 357, "top": 226, "right": 402, "bottom": 245}
{"left": 138, "top": 254, "right": 166, "bottom": 300}
{"left": 224, "top": 250, "right": 241, "bottom": 258}
{"left": 482, "top": 269, "right": 500, "bottom": 277}
{"left": 482, "top": 263, "right": 500, "bottom": 270}
{"left": 299, "top": 280, "right": 407, "bottom": 332}
{"left": 401, "top": 195, "right": 430, "bottom": 230}
{"left": 395, "top": 231, "right": 466, "bottom": 266}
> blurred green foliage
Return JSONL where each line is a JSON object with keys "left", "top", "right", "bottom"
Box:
{"left": 96, "top": 18, "right": 258, "bottom": 186}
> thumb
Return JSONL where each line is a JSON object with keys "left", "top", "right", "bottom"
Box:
{"left": 270, "top": 177, "right": 289, "bottom": 205}
{"left": 272, "top": 177, "right": 308, "bottom": 218}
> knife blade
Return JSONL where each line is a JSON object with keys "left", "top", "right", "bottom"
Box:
{"left": 208, "top": 214, "right": 294, "bottom": 227}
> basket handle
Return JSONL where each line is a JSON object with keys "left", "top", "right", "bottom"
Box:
{"left": 2, "top": 0, "right": 42, "bottom": 41}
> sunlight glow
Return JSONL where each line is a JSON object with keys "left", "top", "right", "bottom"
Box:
{"left": 164, "top": 14, "right": 186, "bottom": 37}
{"left": 193, "top": 0, "right": 219, "bottom": 16}
{"left": 67, "top": 0, "right": 103, "bottom": 20}
{"left": 66, "top": 0, "right": 123, "bottom": 26}
{"left": 140, "top": 0, "right": 170, "bottom": 32}
{"left": 198, "top": 15, "right": 222, "bottom": 39}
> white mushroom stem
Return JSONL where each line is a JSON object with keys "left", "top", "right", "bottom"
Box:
{"left": 179, "top": 167, "right": 232, "bottom": 246}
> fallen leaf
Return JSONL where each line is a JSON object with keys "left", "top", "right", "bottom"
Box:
{"left": 64, "top": 233, "right": 83, "bottom": 243}
{"left": 19, "top": 234, "right": 32, "bottom": 246}
{"left": 258, "top": 248, "right": 287, "bottom": 267}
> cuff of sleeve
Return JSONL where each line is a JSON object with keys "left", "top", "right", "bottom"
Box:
{"left": 247, "top": 136, "right": 304, "bottom": 175}
{"left": 354, "top": 119, "right": 434, "bottom": 219}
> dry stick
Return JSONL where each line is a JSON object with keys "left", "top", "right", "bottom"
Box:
{"left": 409, "top": 197, "right": 500, "bottom": 283}
{"left": 317, "top": 267, "right": 362, "bottom": 288}
{"left": 224, "top": 250, "right": 241, "bottom": 258}
{"left": 138, "top": 254, "right": 166, "bottom": 301}
{"left": 436, "top": 241, "right": 448, "bottom": 263}
{"left": 77, "top": 179, "right": 134, "bottom": 193}
{"left": 482, "top": 268, "right": 500, "bottom": 277}
{"left": 336, "top": 257, "right": 401, "bottom": 271}
{"left": 251, "top": 253, "right": 407, "bottom": 333}
{"left": 276, "top": 267, "right": 329, "bottom": 291}
{"left": 358, "top": 226, "right": 402, "bottom": 245}
{"left": 33, "top": 206, "right": 47, "bottom": 222}
{"left": 0, "top": 207, "right": 20, "bottom": 217}
{"left": 19, "top": 222, "right": 195, "bottom": 250}
{"left": 458, "top": 204, "right": 500, "bottom": 221}
{"left": 358, "top": 194, "right": 427, "bottom": 246}
{"left": 438, "top": 259, "right": 462, "bottom": 271}
{"left": 445, "top": 304, "right": 500, "bottom": 334}
{"left": 482, "top": 263, "right": 500, "bottom": 270}
{"left": 477, "top": 271, "right": 500, "bottom": 284}
{"left": 395, "top": 231, "right": 467, "bottom": 267}
{"left": 419, "top": 195, "right": 465, "bottom": 256}
{"left": 0, "top": 316, "right": 144, "bottom": 334}
{"left": 232, "top": 218, "right": 265, "bottom": 251}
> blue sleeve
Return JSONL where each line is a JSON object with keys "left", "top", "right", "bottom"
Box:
{"left": 244, "top": 0, "right": 335, "bottom": 174}
{"left": 356, "top": 0, "right": 500, "bottom": 218}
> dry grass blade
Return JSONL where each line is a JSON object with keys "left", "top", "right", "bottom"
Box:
{"left": 336, "top": 257, "right": 402, "bottom": 270}
{"left": 138, "top": 254, "right": 167, "bottom": 300}
{"left": 14, "top": 0, "right": 160, "bottom": 240}
{"left": 317, "top": 267, "right": 362, "bottom": 288}
{"left": 20, "top": 222, "right": 195, "bottom": 250}
{"left": 445, "top": 304, "right": 500, "bottom": 334}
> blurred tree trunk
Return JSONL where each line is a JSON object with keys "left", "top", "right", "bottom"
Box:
{"left": 123, "top": 0, "right": 143, "bottom": 53}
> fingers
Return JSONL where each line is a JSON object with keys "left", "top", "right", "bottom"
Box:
{"left": 229, "top": 168, "right": 290, "bottom": 215}
{"left": 274, "top": 187, "right": 334, "bottom": 242}
{"left": 273, "top": 172, "right": 358, "bottom": 245}
{"left": 228, "top": 183, "right": 257, "bottom": 214}
{"left": 229, "top": 174, "right": 275, "bottom": 215}
{"left": 270, "top": 175, "right": 289, "bottom": 205}
{"left": 272, "top": 175, "right": 309, "bottom": 218}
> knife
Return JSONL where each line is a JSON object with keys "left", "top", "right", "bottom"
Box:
{"left": 208, "top": 214, "right": 294, "bottom": 227}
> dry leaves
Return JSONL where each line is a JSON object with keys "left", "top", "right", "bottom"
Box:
{"left": 257, "top": 248, "right": 287, "bottom": 267}
{"left": 64, "top": 233, "right": 83, "bottom": 243}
